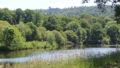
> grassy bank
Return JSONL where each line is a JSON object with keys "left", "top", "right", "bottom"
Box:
{"left": 1, "top": 51, "right": 120, "bottom": 68}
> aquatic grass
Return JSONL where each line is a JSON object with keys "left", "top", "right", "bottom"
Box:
{"left": 89, "top": 51, "right": 120, "bottom": 68}
{"left": 0, "top": 54, "right": 93, "bottom": 68}
{"left": 18, "top": 56, "right": 93, "bottom": 68}
{"left": 1, "top": 50, "right": 120, "bottom": 68}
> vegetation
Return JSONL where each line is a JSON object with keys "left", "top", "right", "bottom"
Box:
{"left": 0, "top": 3, "right": 120, "bottom": 68}
{"left": 0, "top": 5, "right": 119, "bottom": 50}
{"left": 40, "top": 6, "right": 114, "bottom": 17}
{"left": 1, "top": 51, "right": 120, "bottom": 68}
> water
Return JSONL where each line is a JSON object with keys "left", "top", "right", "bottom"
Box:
{"left": 0, "top": 48, "right": 119, "bottom": 63}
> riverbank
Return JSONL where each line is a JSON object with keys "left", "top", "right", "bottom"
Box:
{"left": 0, "top": 51, "right": 120, "bottom": 68}
{"left": 0, "top": 41, "right": 119, "bottom": 51}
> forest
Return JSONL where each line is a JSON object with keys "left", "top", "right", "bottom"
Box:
{"left": 0, "top": 6, "right": 120, "bottom": 50}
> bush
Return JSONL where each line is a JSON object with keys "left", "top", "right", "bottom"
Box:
{"left": 76, "top": 27, "right": 87, "bottom": 43}
{"left": 91, "top": 23, "right": 105, "bottom": 44}
{"left": 0, "top": 20, "right": 10, "bottom": 31}
{"left": 38, "top": 27, "right": 47, "bottom": 41}
{"left": 65, "top": 30, "right": 79, "bottom": 44}
{"left": 66, "top": 21, "right": 80, "bottom": 32}
{"left": 46, "top": 31, "right": 55, "bottom": 45}
{"left": 106, "top": 24, "right": 120, "bottom": 44}
{"left": 53, "top": 30, "right": 66, "bottom": 47}
{"left": 1, "top": 26, "right": 25, "bottom": 50}
{"left": 25, "top": 41, "right": 47, "bottom": 49}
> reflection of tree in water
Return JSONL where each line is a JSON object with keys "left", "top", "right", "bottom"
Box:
{"left": 0, "top": 49, "right": 45, "bottom": 58}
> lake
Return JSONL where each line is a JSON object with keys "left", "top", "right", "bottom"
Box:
{"left": 0, "top": 47, "right": 119, "bottom": 63}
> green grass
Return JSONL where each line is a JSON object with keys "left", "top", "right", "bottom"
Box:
{"left": 1, "top": 51, "right": 120, "bottom": 68}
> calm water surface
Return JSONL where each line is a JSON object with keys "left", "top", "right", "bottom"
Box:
{"left": 0, "top": 48, "right": 119, "bottom": 63}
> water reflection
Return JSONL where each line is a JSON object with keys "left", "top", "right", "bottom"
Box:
{"left": 0, "top": 48, "right": 119, "bottom": 63}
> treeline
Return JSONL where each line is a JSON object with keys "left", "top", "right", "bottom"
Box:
{"left": 40, "top": 6, "right": 114, "bottom": 17}
{"left": 0, "top": 8, "right": 120, "bottom": 50}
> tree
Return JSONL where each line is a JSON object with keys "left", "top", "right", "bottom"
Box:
{"left": 66, "top": 21, "right": 80, "bottom": 32}
{"left": 26, "top": 22, "right": 38, "bottom": 41}
{"left": 46, "top": 31, "right": 55, "bottom": 45}
{"left": 1, "top": 26, "right": 25, "bottom": 50}
{"left": 53, "top": 30, "right": 66, "bottom": 47}
{"left": 105, "top": 23, "right": 120, "bottom": 44}
{"left": 76, "top": 27, "right": 87, "bottom": 43}
{"left": 15, "top": 8, "right": 24, "bottom": 24}
{"left": 0, "top": 21, "right": 10, "bottom": 31}
{"left": 0, "top": 8, "right": 15, "bottom": 24}
{"left": 79, "top": 19, "right": 90, "bottom": 29}
{"left": 83, "top": 0, "right": 120, "bottom": 7}
{"left": 91, "top": 23, "right": 105, "bottom": 44}
{"left": 16, "top": 22, "right": 32, "bottom": 41}
{"left": 38, "top": 27, "right": 47, "bottom": 41}
{"left": 23, "top": 9, "right": 34, "bottom": 23}
{"left": 32, "top": 11, "right": 42, "bottom": 26}
{"left": 65, "top": 30, "right": 79, "bottom": 44}
{"left": 43, "top": 15, "right": 62, "bottom": 31}
{"left": 115, "top": 5, "right": 120, "bottom": 24}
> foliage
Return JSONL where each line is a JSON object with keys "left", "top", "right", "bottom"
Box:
{"left": 40, "top": 6, "right": 114, "bottom": 17}
{"left": 115, "top": 5, "right": 120, "bottom": 24}
{"left": 43, "top": 15, "right": 62, "bottom": 31}
{"left": 65, "top": 30, "right": 79, "bottom": 44}
{"left": 105, "top": 23, "right": 120, "bottom": 44}
{"left": 53, "top": 30, "right": 66, "bottom": 47}
{"left": 32, "top": 11, "right": 42, "bottom": 26}
{"left": 46, "top": 31, "right": 55, "bottom": 45}
{"left": 66, "top": 21, "right": 80, "bottom": 32}
{"left": 1, "top": 26, "right": 25, "bottom": 50}
{"left": 38, "top": 27, "right": 47, "bottom": 41}
{"left": 0, "top": 7, "right": 119, "bottom": 50}
{"left": 76, "top": 27, "right": 87, "bottom": 43}
{"left": 91, "top": 23, "right": 105, "bottom": 44}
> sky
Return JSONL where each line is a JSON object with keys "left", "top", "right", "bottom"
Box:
{"left": 0, "top": 0, "right": 96, "bottom": 10}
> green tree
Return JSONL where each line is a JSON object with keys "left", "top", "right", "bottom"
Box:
{"left": 16, "top": 22, "right": 32, "bottom": 41}
{"left": 26, "top": 22, "right": 38, "bottom": 41}
{"left": 79, "top": 19, "right": 92, "bottom": 44}
{"left": 76, "top": 27, "right": 87, "bottom": 43}
{"left": 1, "top": 8, "right": 15, "bottom": 24}
{"left": 43, "top": 15, "right": 62, "bottom": 31}
{"left": 46, "top": 31, "right": 55, "bottom": 45}
{"left": 115, "top": 5, "right": 120, "bottom": 24}
{"left": 79, "top": 19, "right": 90, "bottom": 28}
{"left": 38, "top": 27, "right": 47, "bottom": 41}
{"left": 65, "top": 30, "right": 78, "bottom": 44}
{"left": 53, "top": 30, "right": 66, "bottom": 47}
{"left": 105, "top": 23, "right": 120, "bottom": 44}
{"left": 23, "top": 9, "right": 34, "bottom": 23}
{"left": 66, "top": 21, "right": 80, "bottom": 32}
{"left": 32, "top": 11, "right": 42, "bottom": 26}
{"left": 1, "top": 26, "right": 25, "bottom": 50}
{"left": 91, "top": 23, "right": 105, "bottom": 44}
{"left": 15, "top": 8, "right": 24, "bottom": 24}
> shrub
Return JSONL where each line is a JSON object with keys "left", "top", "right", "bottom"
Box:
{"left": 53, "top": 30, "right": 66, "bottom": 47}
{"left": 1, "top": 26, "right": 25, "bottom": 50}
{"left": 46, "top": 31, "right": 55, "bottom": 45}
{"left": 65, "top": 30, "right": 79, "bottom": 44}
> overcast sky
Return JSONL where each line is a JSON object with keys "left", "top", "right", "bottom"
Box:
{"left": 0, "top": 0, "right": 96, "bottom": 10}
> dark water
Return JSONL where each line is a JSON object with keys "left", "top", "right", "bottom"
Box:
{"left": 0, "top": 48, "right": 119, "bottom": 63}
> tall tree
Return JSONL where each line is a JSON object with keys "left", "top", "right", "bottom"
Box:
{"left": 15, "top": 8, "right": 24, "bottom": 24}
{"left": 23, "top": 9, "right": 34, "bottom": 23}
{"left": 32, "top": 11, "right": 42, "bottom": 26}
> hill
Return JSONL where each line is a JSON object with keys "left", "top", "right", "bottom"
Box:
{"left": 39, "top": 6, "right": 114, "bottom": 17}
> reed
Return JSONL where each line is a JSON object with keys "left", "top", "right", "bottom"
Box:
{"left": 1, "top": 51, "right": 120, "bottom": 68}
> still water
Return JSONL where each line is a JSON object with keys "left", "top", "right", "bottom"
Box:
{"left": 0, "top": 48, "right": 119, "bottom": 63}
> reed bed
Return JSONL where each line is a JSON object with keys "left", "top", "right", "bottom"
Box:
{"left": 0, "top": 51, "right": 120, "bottom": 68}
